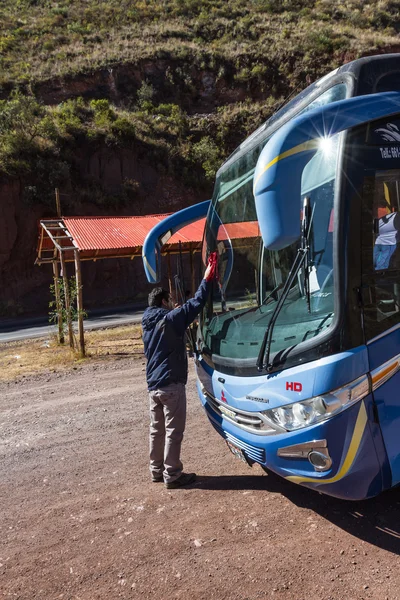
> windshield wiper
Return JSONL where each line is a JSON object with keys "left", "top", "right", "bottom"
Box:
{"left": 262, "top": 283, "right": 283, "bottom": 305}
{"left": 256, "top": 197, "right": 313, "bottom": 372}
{"left": 303, "top": 199, "right": 313, "bottom": 314}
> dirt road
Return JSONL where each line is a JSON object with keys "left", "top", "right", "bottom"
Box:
{"left": 1, "top": 358, "right": 400, "bottom": 600}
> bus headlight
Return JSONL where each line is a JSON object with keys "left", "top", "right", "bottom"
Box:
{"left": 262, "top": 374, "right": 370, "bottom": 432}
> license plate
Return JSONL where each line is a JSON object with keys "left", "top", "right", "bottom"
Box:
{"left": 219, "top": 404, "right": 236, "bottom": 419}
{"left": 226, "top": 440, "right": 248, "bottom": 463}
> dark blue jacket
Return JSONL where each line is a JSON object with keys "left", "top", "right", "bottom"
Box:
{"left": 142, "top": 279, "right": 210, "bottom": 391}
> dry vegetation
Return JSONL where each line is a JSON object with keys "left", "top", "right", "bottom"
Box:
{"left": 0, "top": 324, "right": 144, "bottom": 382}
{"left": 1, "top": 1, "right": 400, "bottom": 205}
{"left": 0, "top": 0, "right": 399, "bottom": 87}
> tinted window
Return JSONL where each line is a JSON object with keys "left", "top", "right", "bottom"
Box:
{"left": 376, "top": 72, "right": 400, "bottom": 93}
{"left": 361, "top": 170, "right": 400, "bottom": 340}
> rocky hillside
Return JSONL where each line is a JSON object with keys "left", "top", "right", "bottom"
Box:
{"left": 0, "top": 0, "right": 399, "bottom": 317}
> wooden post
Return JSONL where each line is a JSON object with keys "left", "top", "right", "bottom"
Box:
{"left": 167, "top": 252, "right": 173, "bottom": 298}
{"left": 189, "top": 243, "right": 195, "bottom": 296}
{"left": 74, "top": 249, "right": 85, "bottom": 357}
{"left": 55, "top": 188, "right": 61, "bottom": 217}
{"left": 52, "top": 260, "right": 64, "bottom": 344}
{"left": 59, "top": 250, "right": 74, "bottom": 349}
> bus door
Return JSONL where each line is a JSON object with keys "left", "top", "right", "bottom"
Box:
{"left": 361, "top": 145, "right": 400, "bottom": 485}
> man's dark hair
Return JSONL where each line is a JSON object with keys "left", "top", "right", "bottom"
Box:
{"left": 148, "top": 287, "right": 170, "bottom": 307}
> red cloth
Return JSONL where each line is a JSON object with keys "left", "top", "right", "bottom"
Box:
{"left": 207, "top": 251, "right": 219, "bottom": 281}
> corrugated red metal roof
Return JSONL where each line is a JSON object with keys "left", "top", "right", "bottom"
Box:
{"left": 62, "top": 215, "right": 259, "bottom": 251}
{"left": 169, "top": 218, "right": 206, "bottom": 245}
{"left": 37, "top": 213, "right": 260, "bottom": 264}
{"left": 224, "top": 222, "right": 260, "bottom": 240}
{"left": 64, "top": 215, "right": 166, "bottom": 251}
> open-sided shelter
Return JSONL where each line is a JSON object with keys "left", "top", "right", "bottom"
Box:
{"left": 36, "top": 214, "right": 259, "bottom": 356}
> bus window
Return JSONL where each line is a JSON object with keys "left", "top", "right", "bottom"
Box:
{"left": 373, "top": 172, "right": 400, "bottom": 270}
{"left": 362, "top": 170, "right": 400, "bottom": 340}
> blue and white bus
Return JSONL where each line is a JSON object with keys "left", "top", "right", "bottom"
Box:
{"left": 143, "top": 54, "right": 400, "bottom": 500}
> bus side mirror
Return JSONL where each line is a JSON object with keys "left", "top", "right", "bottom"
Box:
{"left": 254, "top": 91, "right": 400, "bottom": 251}
{"left": 142, "top": 200, "right": 211, "bottom": 283}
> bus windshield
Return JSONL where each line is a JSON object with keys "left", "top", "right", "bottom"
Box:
{"left": 201, "top": 105, "right": 344, "bottom": 373}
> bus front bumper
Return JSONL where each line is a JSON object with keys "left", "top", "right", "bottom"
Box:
{"left": 197, "top": 381, "right": 389, "bottom": 500}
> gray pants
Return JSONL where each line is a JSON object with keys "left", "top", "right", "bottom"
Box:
{"left": 149, "top": 382, "right": 186, "bottom": 484}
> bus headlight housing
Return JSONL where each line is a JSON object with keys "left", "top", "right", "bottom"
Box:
{"left": 262, "top": 375, "right": 370, "bottom": 432}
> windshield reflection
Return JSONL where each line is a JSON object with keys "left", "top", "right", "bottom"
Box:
{"left": 201, "top": 147, "right": 337, "bottom": 370}
{"left": 201, "top": 87, "right": 347, "bottom": 372}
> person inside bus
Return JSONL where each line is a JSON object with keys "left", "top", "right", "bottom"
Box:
{"left": 142, "top": 262, "right": 215, "bottom": 489}
{"left": 374, "top": 212, "right": 400, "bottom": 270}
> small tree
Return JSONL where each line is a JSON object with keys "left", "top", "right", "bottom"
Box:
{"left": 192, "top": 136, "right": 222, "bottom": 181}
{"left": 136, "top": 80, "right": 155, "bottom": 109}
{"left": 0, "top": 89, "right": 58, "bottom": 176}
{"left": 49, "top": 277, "right": 86, "bottom": 345}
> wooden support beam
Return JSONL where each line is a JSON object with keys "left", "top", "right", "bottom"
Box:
{"left": 55, "top": 188, "right": 61, "bottom": 217}
{"left": 59, "top": 250, "right": 74, "bottom": 349}
{"left": 189, "top": 243, "right": 195, "bottom": 296}
{"left": 74, "top": 250, "right": 85, "bottom": 358}
{"left": 52, "top": 261, "right": 65, "bottom": 345}
{"left": 167, "top": 252, "right": 173, "bottom": 298}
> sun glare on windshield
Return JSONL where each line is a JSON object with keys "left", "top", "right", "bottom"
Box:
{"left": 318, "top": 136, "right": 334, "bottom": 155}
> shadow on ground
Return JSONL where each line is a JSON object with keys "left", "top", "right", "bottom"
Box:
{"left": 195, "top": 472, "right": 400, "bottom": 555}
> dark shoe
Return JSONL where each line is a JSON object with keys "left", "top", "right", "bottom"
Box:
{"left": 165, "top": 472, "right": 196, "bottom": 489}
{"left": 151, "top": 474, "right": 164, "bottom": 483}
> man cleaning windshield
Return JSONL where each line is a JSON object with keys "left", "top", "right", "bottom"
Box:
{"left": 142, "top": 261, "right": 215, "bottom": 489}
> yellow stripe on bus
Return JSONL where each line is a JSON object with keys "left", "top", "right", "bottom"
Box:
{"left": 253, "top": 139, "right": 320, "bottom": 192}
{"left": 143, "top": 255, "right": 157, "bottom": 281}
{"left": 372, "top": 362, "right": 398, "bottom": 388}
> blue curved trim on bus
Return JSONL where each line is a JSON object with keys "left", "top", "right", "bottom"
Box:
{"left": 253, "top": 91, "right": 400, "bottom": 250}
{"left": 142, "top": 200, "right": 211, "bottom": 283}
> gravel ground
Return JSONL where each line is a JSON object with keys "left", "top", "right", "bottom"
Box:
{"left": 1, "top": 357, "right": 400, "bottom": 600}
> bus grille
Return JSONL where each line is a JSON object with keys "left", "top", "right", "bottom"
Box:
{"left": 203, "top": 388, "right": 276, "bottom": 436}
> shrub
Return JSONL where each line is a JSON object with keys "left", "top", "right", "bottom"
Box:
{"left": 155, "top": 103, "right": 188, "bottom": 137}
{"left": 111, "top": 117, "right": 136, "bottom": 138}
{"left": 49, "top": 276, "right": 87, "bottom": 342}
{"left": 55, "top": 97, "right": 88, "bottom": 136}
{"left": 0, "top": 90, "right": 52, "bottom": 172}
{"left": 192, "top": 136, "right": 222, "bottom": 180}
{"left": 0, "top": 90, "right": 46, "bottom": 141}
{"left": 89, "top": 98, "right": 116, "bottom": 128}
{"left": 136, "top": 81, "right": 155, "bottom": 108}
